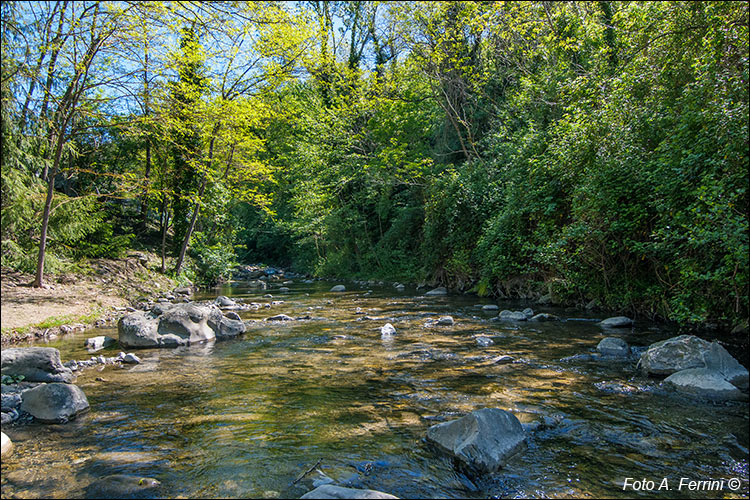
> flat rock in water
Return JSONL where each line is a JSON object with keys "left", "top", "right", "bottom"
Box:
{"left": 425, "top": 407, "right": 526, "bottom": 475}
{"left": 300, "top": 485, "right": 398, "bottom": 499}
{"left": 330, "top": 285, "right": 346, "bottom": 292}
{"left": 529, "top": 313, "right": 559, "bottom": 322}
{"left": 664, "top": 368, "right": 746, "bottom": 401}
{"left": 498, "top": 310, "right": 527, "bottom": 321}
{"left": 482, "top": 304, "right": 499, "bottom": 311}
{"left": 1, "top": 347, "right": 74, "bottom": 383}
{"left": 20, "top": 382, "right": 89, "bottom": 423}
{"left": 599, "top": 316, "right": 633, "bottom": 328}
{"left": 265, "top": 314, "right": 295, "bottom": 321}
{"left": 424, "top": 287, "right": 447, "bottom": 296}
{"left": 85, "top": 474, "right": 161, "bottom": 499}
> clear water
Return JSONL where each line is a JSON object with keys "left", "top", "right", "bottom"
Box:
{"left": 1, "top": 281, "right": 748, "bottom": 498}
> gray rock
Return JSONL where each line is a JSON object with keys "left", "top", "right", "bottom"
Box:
{"left": 522, "top": 308, "right": 534, "bottom": 318}
{"left": 380, "top": 323, "right": 397, "bottom": 336}
{"left": 436, "top": 316, "right": 454, "bottom": 326}
{"left": 330, "top": 285, "right": 346, "bottom": 292}
{"left": 85, "top": 474, "right": 161, "bottom": 499}
{"left": 425, "top": 287, "right": 447, "bottom": 296}
{"left": 529, "top": 313, "right": 559, "bottom": 322}
{"left": 498, "top": 310, "right": 527, "bottom": 321}
{"left": 476, "top": 336, "right": 494, "bottom": 347}
{"left": 20, "top": 382, "right": 89, "bottom": 423}
{"left": 215, "top": 295, "right": 237, "bottom": 308}
{"left": 491, "top": 355, "right": 513, "bottom": 365}
{"left": 1, "top": 432, "right": 12, "bottom": 458}
{"left": 425, "top": 408, "right": 526, "bottom": 474}
{"left": 1, "top": 392, "right": 22, "bottom": 411}
{"left": 702, "top": 342, "right": 749, "bottom": 390}
{"left": 597, "top": 337, "right": 630, "bottom": 357}
{"left": 1, "top": 347, "right": 74, "bottom": 383}
{"left": 639, "top": 335, "right": 711, "bottom": 376}
{"left": 265, "top": 314, "right": 295, "bottom": 322}
{"left": 85, "top": 335, "right": 116, "bottom": 351}
{"left": 482, "top": 304, "right": 499, "bottom": 311}
{"left": 664, "top": 368, "right": 745, "bottom": 401}
{"left": 395, "top": 284, "right": 405, "bottom": 291}
{"left": 174, "top": 286, "right": 192, "bottom": 296}
{"left": 122, "top": 353, "right": 141, "bottom": 364}
{"left": 599, "top": 316, "right": 633, "bottom": 328}
{"left": 301, "top": 485, "right": 398, "bottom": 499}
{"left": 225, "top": 311, "right": 241, "bottom": 321}
{"left": 119, "top": 304, "right": 219, "bottom": 348}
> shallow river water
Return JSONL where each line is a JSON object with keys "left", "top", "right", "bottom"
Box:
{"left": 1, "top": 280, "right": 748, "bottom": 499}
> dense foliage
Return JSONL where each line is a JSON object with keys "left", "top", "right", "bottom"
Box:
{"left": 1, "top": 1, "right": 747, "bottom": 329}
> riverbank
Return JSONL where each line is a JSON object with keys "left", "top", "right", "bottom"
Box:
{"left": 0, "top": 253, "right": 177, "bottom": 345}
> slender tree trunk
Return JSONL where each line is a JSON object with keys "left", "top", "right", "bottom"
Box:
{"left": 33, "top": 131, "right": 65, "bottom": 287}
{"left": 174, "top": 127, "right": 219, "bottom": 275}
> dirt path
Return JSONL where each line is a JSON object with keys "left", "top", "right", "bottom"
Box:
{"left": 1, "top": 255, "right": 176, "bottom": 343}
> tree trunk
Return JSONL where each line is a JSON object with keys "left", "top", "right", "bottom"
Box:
{"left": 33, "top": 131, "right": 65, "bottom": 287}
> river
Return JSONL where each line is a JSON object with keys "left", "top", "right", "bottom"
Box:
{"left": 1, "top": 280, "right": 748, "bottom": 498}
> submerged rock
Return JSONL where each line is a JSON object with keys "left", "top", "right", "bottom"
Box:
{"left": 265, "top": 314, "right": 295, "bottom": 322}
{"left": 424, "top": 287, "right": 447, "bottom": 296}
{"left": 301, "top": 485, "right": 398, "bottom": 499}
{"left": 599, "top": 316, "right": 633, "bottom": 328}
{"left": 664, "top": 368, "right": 745, "bottom": 401}
{"left": 1, "top": 347, "right": 74, "bottom": 383}
{"left": 597, "top": 337, "right": 630, "bottom": 357}
{"left": 425, "top": 408, "right": 526, "bottom": 475}
{"left": 85, "top": 474, "right": 161, "bottom": 499}
{"left": 529, "top": 313, "right": 559, "bottom": 322}
{"left": 20, "top": 382, "right": 89, "bottom": 423}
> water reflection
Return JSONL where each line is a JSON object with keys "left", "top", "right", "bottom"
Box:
{"left": 1, "top": 282, "right": 748, "bottom": 499}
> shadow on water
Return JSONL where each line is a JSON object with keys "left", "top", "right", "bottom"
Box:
{"left": 1, "top": 281, "right": 748, "bottom": 499}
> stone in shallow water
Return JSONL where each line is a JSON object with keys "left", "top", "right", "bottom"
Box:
{"left": 330, "top": 285, "right": 346, "bottom": 292}
{"left": 85, "top": 474, "right": 161, "bottom": 499}
{"left": 85, "top": 335, "right": 116, "bottom": 351}
{"left": 380, "top": 323, "right": 397, "bottom": 336}
{"left": 597, "top": 337, "right": 629, "bottom": 357}
{"left": 1, "top": 347, "right": 74, "bottom": 383}
{"left": 498, "top": 310, "right": 527, "bottom": 321}
{"left": 425, "top": 408, "right": 526, "bottom": 475}
{"left": 436, "top": 316, "right": 454, "bottom": 326}
{"left": 664, "top": 368, "right": 746, "bottom": 401}
{"left": 300, "top": 485, "right": 398, "bottom": 499}
{"left": 599, "top": 316, "right": 633, "bottom": 328}
{"left": 1, "top": 431, "right": 12, "bottom": 458}
{"left": 265, "top": 314, "right": 295, "bottom": 322}
{"left": 424, "top": 287, "right": 447, "bottom": 296}
{"left": 20, "top": 382, "right": 89, "bottom": 423}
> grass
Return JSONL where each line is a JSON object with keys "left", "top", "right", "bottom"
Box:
{"left": 0, "top": 307, "right": 106, "bottom": 340}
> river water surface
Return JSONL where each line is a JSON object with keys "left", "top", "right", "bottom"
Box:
{"left": 1, "top": 280, "right": 748, "bottom": 498}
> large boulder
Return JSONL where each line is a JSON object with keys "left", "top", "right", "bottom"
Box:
{"left": 639, "top": 335, "right": 748, "bottom": 389}
{"left": 301, "top": 485, "right": 398, "bottom": 499}
{"left": 20, "top": 382, "right": 89, "bottom": 423}
{"left": 1, "top": 347, "right": 74, "bottom": 383}
{"left": 119, "top": 304, "right": 219, "bottom": 348}
{"left": 664, "top": 368, "right": 745, "bottom": 401}
{"left": 425, "top": 408, "right": 526, "bottom": 474}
